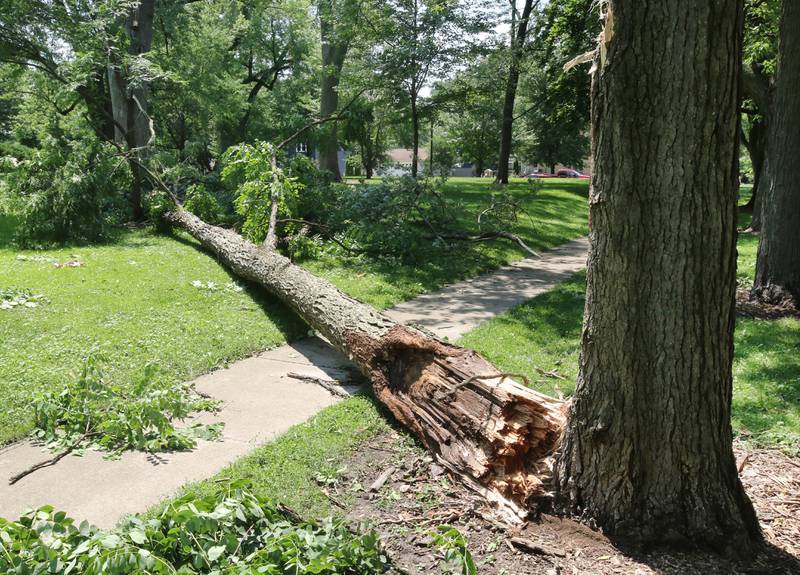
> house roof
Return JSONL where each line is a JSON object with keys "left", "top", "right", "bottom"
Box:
{"left": 386, "top": 148, "right": 430, "bottom": 164}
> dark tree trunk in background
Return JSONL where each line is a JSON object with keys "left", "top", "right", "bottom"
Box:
{"left": 107, "top": 0, "right": 155, "bottom": 221}
{"left": 753, "top": 1, "right": 800, "bottom": 306}
{"left": 741, "top": 118, "right": 767, "bottom": 231}
{"left": 411, "top": 93, "right": 420, "bottom": 178}
{"left": 554, "top": 0, "right": 761, "bottom": 555}
{"left": 496, "top": 0, "right": 534, "bottom": 185}
{"left": 164, "top": 207, "right": 565, "bottom": 518}
{"left": 741, "top": 64, "right": 772, "bottom": 232}
{"left": 319, "top": 0, "right": 348, "bottom": 181}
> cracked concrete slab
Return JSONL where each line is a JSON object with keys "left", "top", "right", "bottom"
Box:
{"left": 0, "top": 237, "right": 587, "bottom": 527}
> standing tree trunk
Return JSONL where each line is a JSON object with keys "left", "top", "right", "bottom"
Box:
{"left": 107, "top": 0, "right": 155, "bottom": 221}
{"left": 319, "top": 0, "right": 348, "bottom": 182}
{"left": 496, "top": 0, "right": 534, "bottom": 185}
{"left": 753, "top": 1, "right": 800, "bottom": 305}
{"left": 554, "top": 0, "right": 761, "bottom": 555}
{"left": 163, "top": 207, "right": 565, "bottom": 518}
{"left": 411, "top": 91, "right": 420, "bottom": 178}
{"left": 741, "top": 118, "right": 767, "bottom": 231}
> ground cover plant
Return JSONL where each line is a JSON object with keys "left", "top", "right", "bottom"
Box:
{"left": 0, "top": 486, "right": 388, "bottom": 574}
{"left": 0, "top": 178, "right": 587, "bottom": 445}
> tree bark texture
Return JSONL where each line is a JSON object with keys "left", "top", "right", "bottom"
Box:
{"left": 554, "top": 0, "right": 762, "bottom": 555}
{"left": 411, "top": 94, "right": 420, "bottom": 178}
{"left": 163, "top": 208, "right": 566, "bottom": 518}
{"left": 753, "top": 1, "right": 800, "bottom": 305}
{"left": 496, "top": 0, "right": 534, "bottom": 185}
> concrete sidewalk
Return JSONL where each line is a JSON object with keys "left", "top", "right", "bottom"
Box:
{"left": 0, "top": 236, "right": 587, "bottom": 527}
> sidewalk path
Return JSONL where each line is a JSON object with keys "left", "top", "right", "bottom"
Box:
{"left": 0, "top": 237, "right": 588, "bottom": 527}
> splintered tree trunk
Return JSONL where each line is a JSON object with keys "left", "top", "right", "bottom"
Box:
{"left": 164, "top": 208, "right": 565, "bottom": 517}
{"left": 753, "top": 1, "right": 800, "bottom": 305}
{"left": 554, "top": 0, "right": 762, "bottom": 556}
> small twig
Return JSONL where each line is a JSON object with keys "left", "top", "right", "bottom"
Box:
{"left": 286, "top": 372, "right": 355, "bottom": 398}
{"left": 509, "top": 537, "right": 567, "bottom": 558}
{"left": 534, "top": 366, "right": 567, "bottom": 381}
{"left": 431, "top": 231, "right": 541, "bottom": 258}
{"left": 9, "top": 432, "right": 96, "bottom": 485}
{"left": 738, "top": 453, "right": 752, "bottom": 474}
{"left": 322, "top": 488, "right": 347, "bottom": 509}
{"left": 369, "top": 466, "right": 396, "bottom": 492}
{"left": 277, "top": 503, "right": 304, "bottom": 524}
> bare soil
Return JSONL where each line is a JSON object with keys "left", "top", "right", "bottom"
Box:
{"left": 330, "top": 431, "right": 800, "bottom": 574}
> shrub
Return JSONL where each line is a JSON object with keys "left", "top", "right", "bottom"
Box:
{"left": 184, "top": 183, "right": 224, "bottom": 224}
{"left": 7, "top": 137, "right": 129, "bottom": 246}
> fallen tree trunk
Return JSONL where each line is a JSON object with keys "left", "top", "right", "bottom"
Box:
{"left": 164, "top": 208, "right": 566, "bottom": 517}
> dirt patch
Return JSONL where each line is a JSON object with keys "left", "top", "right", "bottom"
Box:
{"left": 330, "top": 432, "right": 800, "bottom": 574}
{"left": 737, "top": 287, "right": 800, "bottom": 320}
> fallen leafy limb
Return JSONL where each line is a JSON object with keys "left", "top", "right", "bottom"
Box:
{"left": 9, "top": 356, "right": 223, "bottom": 484}
{"left": 0, "top": 487, "right": 388, "bottom": 574}
{"left": 164, "top": 207, "right": 567, "bottom": 519}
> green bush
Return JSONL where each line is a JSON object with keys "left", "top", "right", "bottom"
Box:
{"left": 6, "top": 137, "right": 129, "bottom": 246}
{"left": 0, "top": 487, "right": 388, "bottom": 574}
{"left": 184, "top": 183, "right": 224, "bottom": 224}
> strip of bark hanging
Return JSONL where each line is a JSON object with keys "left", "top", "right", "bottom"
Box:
{"left": 163, "top": 208, "right": 566, "bottom": 519}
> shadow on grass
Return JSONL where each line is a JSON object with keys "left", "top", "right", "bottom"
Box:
{"left": 164, "top": 228, "right": 308, "bottom": 342}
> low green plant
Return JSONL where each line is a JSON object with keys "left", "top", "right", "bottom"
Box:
{"left": 32, "top": 354, "right": 223, "bottom": 458}
{"left": 0, "top": 287, "right": 46, "bottom": 310}
{"left": 0, "top": 486, "right": 388, "bottom": 574}
{"left": 432, "top": 525, "right": 476, "bottom": 575}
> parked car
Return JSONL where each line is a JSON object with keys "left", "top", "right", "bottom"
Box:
{"left": 524, "top": 170, "right": 554, "bottom": 179}
{"left": 556, "top": 168, "right": 590, "bottom": 179}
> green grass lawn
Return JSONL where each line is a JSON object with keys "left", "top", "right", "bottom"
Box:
{"left": 0, "top": 219, "right": 306, "bottom": 445}
{"left": 0, "top": 178, "right": 588, "bottom": 445}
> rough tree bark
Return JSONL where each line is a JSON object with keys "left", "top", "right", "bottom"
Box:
{"left": 496, "top": 0, "right": 535, "bottom": 185}
{"left": 753, "top": 1, "right": 800, "bottom": 305}
{"left": 554, "top": 0, "right": 762, "bottom": 555}
{"left": 163, "top": 207, "right": 565, "bottom": 518}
